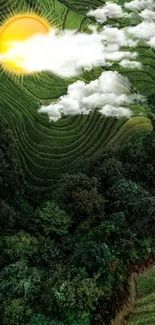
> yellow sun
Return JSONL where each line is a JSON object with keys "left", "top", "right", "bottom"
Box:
{"left": 0, "top": 13, "right": 51, "bottom": 75}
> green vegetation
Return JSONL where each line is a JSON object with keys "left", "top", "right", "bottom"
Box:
{"left": 1, "top": 0, "right": 155, "bottom": 325}
{"left": 127, "top": 267, "right": 155, "bottom": 325}
{"left": 0, "top": 0, "right": 153, "bottom": 194}
{"left": 1, "top": 109, "right": 155, "bottom": 324}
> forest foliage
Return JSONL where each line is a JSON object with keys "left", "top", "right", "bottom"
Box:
{"left": 0, "top": 113, "right": 155, "bottom": 325}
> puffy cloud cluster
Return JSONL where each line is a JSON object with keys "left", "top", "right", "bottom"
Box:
{"left": 4, "top": 0, "right": 155, "bottom": 78}
{"left": 87, "top": 2, "right": 123, "bottom": 23}
{"left": 123, "top": 1, "right": 155, "bottom": 48}
{"left": 87, "top": 0, "right": 155, "bottom": 46}
{"left": 126, "top": 22, "right": 155, "bottom": 40}
{"left": 1, "top": 0, "right": 154, "bottom": 122}
{"left": 34, "top": 1, "right": 155, "bottom": 121}
{"left": 124, "top": 0, "right": 155, "bottom": 11}
{"left": 39, "top": 71, "right": 145, "bottom": 122}
{"left": 140, "top": 9, "right": 155, "bottom": 21}
{"left": 1, "top": 0, "right": 155, "bottom": 76}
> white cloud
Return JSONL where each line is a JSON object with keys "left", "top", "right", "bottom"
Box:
{"left": 148, "top": 36, "right": 155, "bottom": 48}
{"left": 119, "top": 59, "right": 142, "bottom": 68}
{"left": 0, "top": 1, "right": 152, "bottom": 123}
{"left": 105, "top": 50, "right": 137, "bottom": 61}
{"left": 87, "top": 2, "right": 123, "bottom": 23}
{"left": 124, "top": 0, "right": 155, "bottom": 12}
{"left": 140, "top": 9, "right": 155, "bottom": 21}
{"left": 99, "top": 105, "right": 132, "bottom": 118}
{"left": 38, "top": 71, "right": 145, "bottom": 121}
{"left": 126, "top": 22, "right": 155, "bottom": 40}
{"left": 100, "top": 26, "right": 138, "bottom": 48}
{"left": 0, "top": 26, "right": 138, "bottom": 78}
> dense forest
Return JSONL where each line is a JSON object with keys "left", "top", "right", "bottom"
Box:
{"left": 1, "top": 113, "right": 155, "bottom": 325}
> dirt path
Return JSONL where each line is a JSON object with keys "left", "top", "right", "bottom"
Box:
{"left": 111, "top": 265, "right": 155, "bottom": 325}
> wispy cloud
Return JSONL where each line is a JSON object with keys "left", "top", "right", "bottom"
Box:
{"left": 119, "top": 59, "right": 142, "bottom": 69}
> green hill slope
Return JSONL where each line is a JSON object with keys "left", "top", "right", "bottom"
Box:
{"left": 127, "top": 266, "right": 155, "bottom": 325}
{"left": 0, "top": 0, "right": 154, "bottom": 192}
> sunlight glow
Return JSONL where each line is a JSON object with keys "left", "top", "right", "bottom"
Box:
{"left": 0, "top": 14, "right": 50, "bottom": 75}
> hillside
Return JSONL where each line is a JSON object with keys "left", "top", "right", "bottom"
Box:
{"left": 127, "top": 266, "right": 155, "bottom": 325}
{"left": 0, "top": 0, "right": 154, "bottom": 192}
{"left": 1, "top": 1, "right": 155, "bottom": 324}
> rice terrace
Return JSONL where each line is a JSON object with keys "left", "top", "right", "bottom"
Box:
{"left": 0, "top": 0, "right": 155, "bottom": 325}
{"left": 0, "top": 0, "right": 153, "bottom": 192}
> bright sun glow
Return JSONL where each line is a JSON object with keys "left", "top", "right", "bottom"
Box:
{"left": 0, "top": 13, "right": 50, "bottom": 75}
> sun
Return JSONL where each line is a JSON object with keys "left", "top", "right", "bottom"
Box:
{"left": 0, "top": 13, "right": 51, "bottom": 76}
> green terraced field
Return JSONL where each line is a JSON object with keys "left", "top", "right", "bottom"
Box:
{"left": 0, "top": 0, "right": 154, "bottom": 192}
{"left": 127, "top": 266, "right": 155, "bottom": 325}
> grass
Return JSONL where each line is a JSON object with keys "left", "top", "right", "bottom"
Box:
{"left": 127, "top": 267, "right": 155, "bottom": 325}
{"left": 0, "top": 0, "right": 154, "bottom": 192}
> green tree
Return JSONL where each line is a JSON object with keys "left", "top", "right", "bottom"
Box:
{"left": 107, "top": 178, "right": 145, "bottom": 213}
{"left": 71, "top": 187, "right": 105, "bottom": 218}
{"left": 0, "top": 200, "right": 17, "bottom": 235}
{"left": 2, "top": 298, "right": 31, "bottom": 325}
{"left": 0, "top": 114, "right": 25, "bottom": 201}
{"left": 119, "top": 132, "right": 155, "bottom": 188}
{"left": 94, "top": 156, "right": 124, "bottom": 190}
{"left": 40, "top": 269, "right": 103, "bottom": 316}
{"left": 3, "top": 231, "right": 38, "bottom": 263}
{"left": 54, "top": 173, "right": 104, "bottom": 220}
{"left": 63, "top": 311, "right": 90, "bottom": 325}
{"left": 130, "top": 196, "right": 155, "bottom": 235}
{"left": 71, "top": 240, "right": 114, "bottom": 275}
{"left": 37, "top": 201, "right": 71, "bottom": 237}
{"left": 0, "top": 261, "right": 42, "bottom": 303}
{"left": 33, "top": 236, "right": 64, "bottom": 268}
{"left": 27, "top": 314, "right": 64, "bottom": 325}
